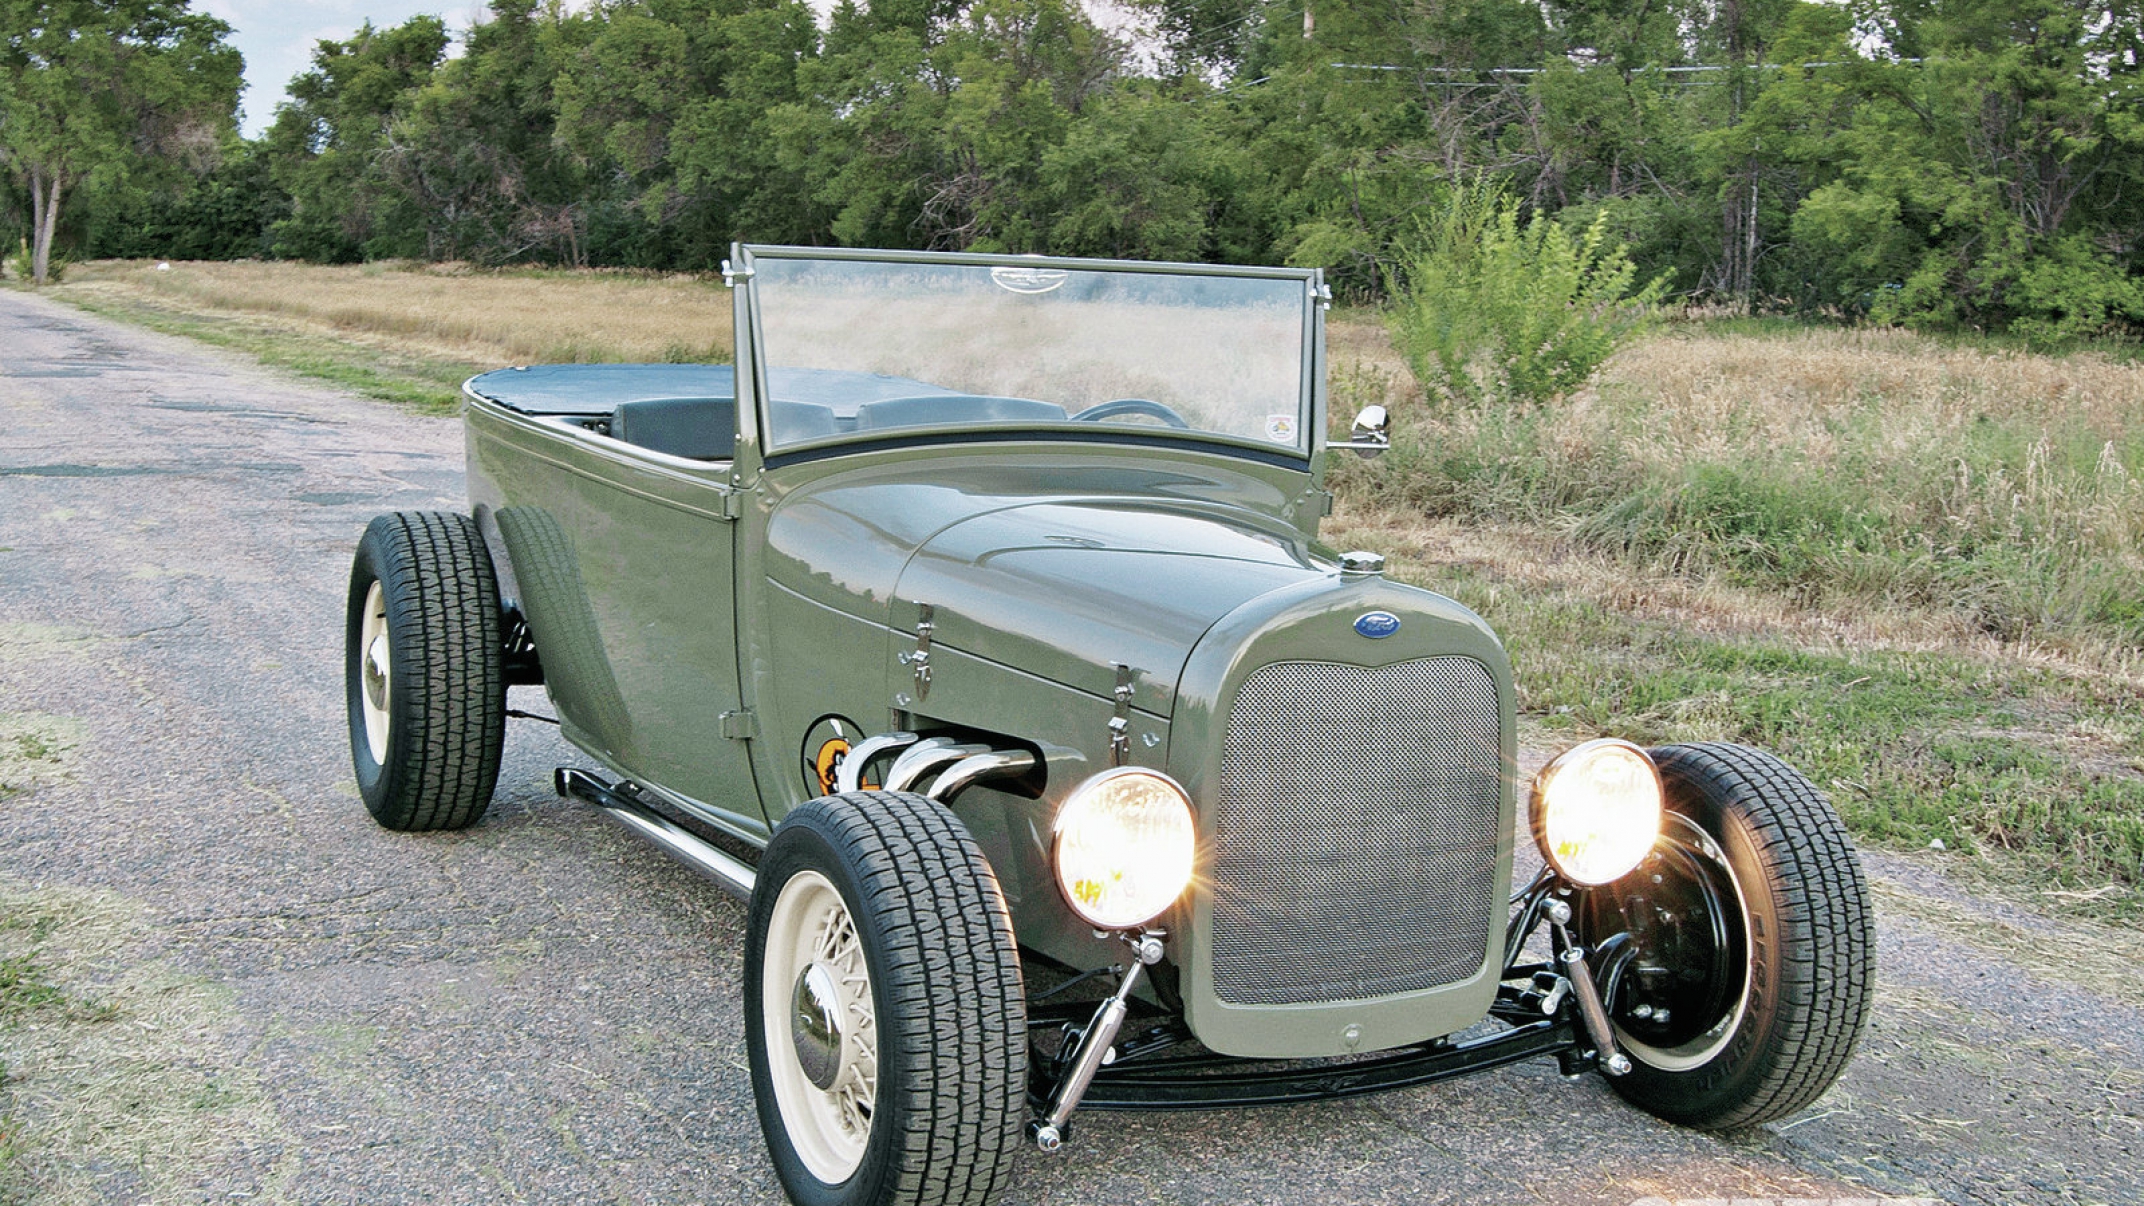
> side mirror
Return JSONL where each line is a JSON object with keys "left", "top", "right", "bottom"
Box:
{"left": 1338, "top": 404, "right": 1390, "bottom": 459}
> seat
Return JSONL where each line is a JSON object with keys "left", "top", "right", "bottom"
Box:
{"left": 851, "top": 395, "right": 1068, "bottom": 431}
{"left": 611, "top": 397, "right": 736, "bottom": 460}
{"left": 768, "top": 400, "right": 841, "bottom": 445}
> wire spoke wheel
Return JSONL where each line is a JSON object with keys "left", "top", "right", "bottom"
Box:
{"left": 745, "top": 791, "right": 1026, "bottom": 1206}
{"left": 343, "top": 511, "right": 505, "bottom": 832}
{"left": 761, "top": 869, "right": 879, "bottom": 1183}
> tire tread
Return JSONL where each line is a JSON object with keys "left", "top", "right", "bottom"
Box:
{"left": 1635, "top": 742, "right": 1875, "bottom": 1128}
{"left": 347, "top": 511, "right": 505, "bottom": 831}
{"left": 753, "top": 791, "right": 1026, "bottom": 1206}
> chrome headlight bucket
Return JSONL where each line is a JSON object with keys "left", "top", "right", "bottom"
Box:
{"left": 1530, "top": 738, "right": 1664, "bottom": 886}
{"left": 1052, "top": 767, "right": 1197, "bottom": 930}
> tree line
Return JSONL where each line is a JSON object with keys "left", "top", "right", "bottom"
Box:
{"left": 4, "top": 0, "right": 2141, "bottom": 339}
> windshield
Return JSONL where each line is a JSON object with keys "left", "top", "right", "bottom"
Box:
{"left": 747, "top": 253, "right": 1314, "bottom": 457}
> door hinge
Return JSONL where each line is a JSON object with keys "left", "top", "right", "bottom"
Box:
{"left": 720, "top": 259, "right": 754, "bottom": 288}
{"left": 717, "top": 490, "right": 746, "bottom": 522}
{"left": 720, "top": 709, "right": 759, "bottom": 740}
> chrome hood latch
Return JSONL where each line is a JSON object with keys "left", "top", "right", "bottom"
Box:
{"left": 1109, "top": 663, "right": 1136, "bottom": 766}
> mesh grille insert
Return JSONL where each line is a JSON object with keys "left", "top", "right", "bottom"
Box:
{"left": 1211, "top": 658, "right": 1502, "bottom": 1006}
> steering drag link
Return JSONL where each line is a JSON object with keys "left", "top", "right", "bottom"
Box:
{"left": 1030, "top": 931, "right": 1166, "bottom": 1152}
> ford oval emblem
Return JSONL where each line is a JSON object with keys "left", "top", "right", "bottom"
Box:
{"left": 1354, "top": 611, "right": 1401, "bottom": 639}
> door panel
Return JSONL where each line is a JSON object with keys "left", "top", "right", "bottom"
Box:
{"left": 469, "top": 408, "right": 764, "bottom": 832}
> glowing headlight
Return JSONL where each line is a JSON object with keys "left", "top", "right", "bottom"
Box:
{"left": 1531, "top": 738, "right": 1663, "bottom": 886}
{"left": 1052, "top": 767, "right": 1197, "bottom": 930}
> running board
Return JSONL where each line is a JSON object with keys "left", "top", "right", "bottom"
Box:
{"left": 555, "top": 767, "right": 757, "bottom": 901}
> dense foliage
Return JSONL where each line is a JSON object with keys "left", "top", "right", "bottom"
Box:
{"left": 4, "top": 0, "right": 2141, "bottom": 337}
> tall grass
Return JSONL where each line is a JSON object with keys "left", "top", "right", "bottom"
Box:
{"left": 1334, "top": 321, "right": 2144, "bottom": 650}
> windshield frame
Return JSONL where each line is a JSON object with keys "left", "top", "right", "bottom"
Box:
{"left": 733, "top": 245, "right": 1326, "bottom": 470}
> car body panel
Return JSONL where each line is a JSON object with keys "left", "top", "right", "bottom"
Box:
{"left": 464, "top": 398, "right": 767, "bottom": 838}
{"left": 464, "top": 244, "right": 1522, "bottom": 1062}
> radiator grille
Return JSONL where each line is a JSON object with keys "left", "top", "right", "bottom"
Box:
{"left": 1211, "top": 658, "right": 1502, "bottom": 1006}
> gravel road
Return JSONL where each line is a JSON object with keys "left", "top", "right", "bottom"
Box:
{"left": 1, "top": 289, "right": 2137, "bottom": 1205}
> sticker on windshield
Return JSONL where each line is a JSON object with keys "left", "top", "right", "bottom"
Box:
{"left": 990, "top": 265, "right": 1069, "bottom": 294}
{"left": 1264, "top": 414, "right": 1298, "bottom": 443}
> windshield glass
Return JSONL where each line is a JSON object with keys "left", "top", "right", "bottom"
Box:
{"left": 748, "top": 254, "right": 1313, "bottom": 457}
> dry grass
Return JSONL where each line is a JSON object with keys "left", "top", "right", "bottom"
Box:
{"left": 1326, "top": 312, "right": 2144, "bottom": 910}
{"left": 0, "top": 713, "right": 83, "bottom": 801}
{"left": 1332, "top": 314, "right": 2144, "bottom": 652}
{"left": 60, "top": 260, "right": 735, "bottom": 369}
{"left": 0, "top": 879, "right": 287, "bottom": 1203}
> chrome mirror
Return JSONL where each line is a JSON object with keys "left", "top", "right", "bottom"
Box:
{"left": 1339, "top": 404, "right": 1390, "bottom": 459}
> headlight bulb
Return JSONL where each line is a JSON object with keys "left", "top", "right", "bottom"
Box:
{"left": 1052, "top": 767, "right": 1197, "bottom": 930}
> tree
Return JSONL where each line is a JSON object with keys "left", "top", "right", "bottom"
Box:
{"left": 0, "top": 0, "right": 240, "bottom": 282}
{"left": 261, "top": 16, "right": 448, "bottom": 261}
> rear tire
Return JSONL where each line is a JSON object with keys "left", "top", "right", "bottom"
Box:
{"left": 745, "top": 791, "right": 1026, "bottom": 1206}
{"left": 1581, "top": 742, "right": 1874, "bottom": 1129}
{"left": 344, "top": 511, "right": 506, "bottom": 831}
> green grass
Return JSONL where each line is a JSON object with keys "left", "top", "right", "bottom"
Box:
{"left": 59, "top": 293, "right": 479, "bottom": 414}
{"left": 1333, "top": 322, "right": 2144, "bottom": 651}
{"left": 1376, "top": 550, "right": 2144, "bottom": 918}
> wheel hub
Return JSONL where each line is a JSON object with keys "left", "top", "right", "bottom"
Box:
{"left": 364, "top": 636, "right": 390, "bottom": 711}
{"left": 358, "top": 580, "right": 392, "bottom": 765}
{"left": 1582, "top": 812, "right": 1754, "bottom": 1072}
{"left": 791, "top": 961, "right": 845, "bottom": 1091}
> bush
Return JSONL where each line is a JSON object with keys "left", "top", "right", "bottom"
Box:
{"left": 5, "top": 241, "right": 63, "bottom": 285}
{"left": 1386, "top": 183, "right": 1667, "bottom": 407}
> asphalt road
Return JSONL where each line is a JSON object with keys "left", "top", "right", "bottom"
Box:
{"left": 1, "top": 289, "right": 2138, "bottom": 1206}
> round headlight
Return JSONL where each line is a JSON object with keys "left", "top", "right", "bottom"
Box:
{"left": 1531, "top": 738, "right": 1664, "bottom": 886}
{"left": 1052, "top": 767, "right": 1197, "bottom": 930}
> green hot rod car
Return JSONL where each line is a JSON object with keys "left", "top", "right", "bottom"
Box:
{"left": 343, "top": 246, "right": 1875, "bottom": 1206}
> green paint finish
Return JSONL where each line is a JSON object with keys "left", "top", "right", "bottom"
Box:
{"left": 467, "top": 246, "right": 1524, "bottom": 1061}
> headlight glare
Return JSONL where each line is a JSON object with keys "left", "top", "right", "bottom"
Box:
{"left": 1532, "top": 738, "right": 1663, "bottom": 886}
{"left": 1052, "top": 767, "right": 1196, "bottom": 930}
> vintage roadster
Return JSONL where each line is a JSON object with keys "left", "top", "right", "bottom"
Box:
{"left": 344, "top": 246, "right": 1875, "bottom": 1206}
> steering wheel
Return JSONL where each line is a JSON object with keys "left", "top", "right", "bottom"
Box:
{"left": 1073, "top": 398, "right": 1192, "bottom": 429}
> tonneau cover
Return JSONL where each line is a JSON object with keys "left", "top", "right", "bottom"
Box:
{"left": 465, "top": 364, "right": 958, "bottom": 419}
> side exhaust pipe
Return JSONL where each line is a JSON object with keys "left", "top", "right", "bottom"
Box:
{"left": 556, "top": 767, "right": 756, "bottom": 902}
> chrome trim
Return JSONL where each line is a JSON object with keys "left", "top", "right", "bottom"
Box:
{"left": 1033, "top": 931, "right": 1167, "bottom": 1150}
{"left": 790, "top": 962, "right": 845, "bottom": 1090}
{"left": 834, "top": 731, "right": 919, "bottom": 794}
{"left": 1108, "top": 664, "right": 1136, "bottom": 767}
{"left": 925, "top": 750, "right": 1036, "bottom": 803}
{"left": 1337, "top": 549, "right": 1386, "bottom": 576}
{"left": 560, "top": 768, "right": 756, "bottom": 901}
{"left": 911, "top": 604, "right": 936, "bottom": 701}
{"left": 882, "top": 738, "right": 989, "bottom": 793}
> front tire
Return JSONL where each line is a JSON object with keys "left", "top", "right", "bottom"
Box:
{"left": 1580, "top": 742, "right": 1875, "bottom": 1129}
{"left": 745, "top": 791, "right": 1026, "bottom": 1206}
{"left": 344, "top": 511, "right": 506, "bottom": 831}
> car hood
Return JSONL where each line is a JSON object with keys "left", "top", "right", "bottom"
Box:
{"left": 888, "top": 501, "right": 1322, "bottom": 713}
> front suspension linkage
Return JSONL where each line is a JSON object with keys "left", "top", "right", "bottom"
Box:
{"left": 1030, "top": 930, "right": 1165, "bottom": 1151}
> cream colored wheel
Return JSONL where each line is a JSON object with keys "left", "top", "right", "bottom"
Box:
{"left": 745, "top": 792, "right": 1026, "bottom": 1206}
{"left": 359, "top": 580, "right": 392, "bottom": 765}
{"left": 345, "top": 511, "right": 504, "bottom": 832}
{"left": 759, "top": 869, "right": 878, "bottom": 1184}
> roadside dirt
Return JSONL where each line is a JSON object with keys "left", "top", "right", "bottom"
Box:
{"left": 0, "top": 290, "right": 2136, "bottom": 1205}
